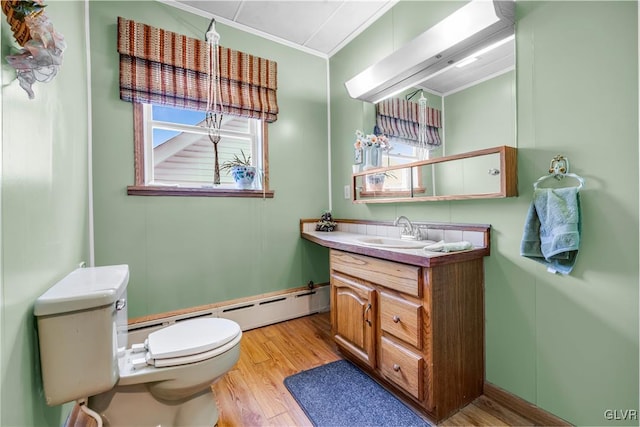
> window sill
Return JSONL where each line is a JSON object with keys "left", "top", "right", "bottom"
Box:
{"left": 359, "top": 188, "right": 427, "bottom": 197}
{"left": 127, "top": 185, "right": 275, "bottom": 198}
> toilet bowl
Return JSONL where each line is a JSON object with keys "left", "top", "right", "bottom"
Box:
{"left": 34, "top": 265, "right": 242, "bottom": 427}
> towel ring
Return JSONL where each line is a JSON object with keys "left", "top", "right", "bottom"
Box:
{"left": 533, "top": 172, "right": 584, "bottom": 191}
{"left": 533, "top": 155, "right": 585, "bottom": 191}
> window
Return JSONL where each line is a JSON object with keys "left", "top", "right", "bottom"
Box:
{"left": 374, "top": 139, "right": 427, "bottom": 196}
{"left": 383, "top": 141, "right": 421, "bottom": 191}
{"left": 118, "top": 18, "right": 278, "bottom": 198}
{"left": 128, "top": 103, "right": 273, "bottom": 198}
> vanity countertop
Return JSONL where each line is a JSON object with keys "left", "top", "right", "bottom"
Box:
{"left": 301, "top": 230, "right": 490, "bottom": 268}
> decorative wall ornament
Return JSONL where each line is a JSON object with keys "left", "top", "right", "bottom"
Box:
{"left": 204, "top": 18, "right": 224, "bottom": 185}
{"left": 1, "top": 0, "right": 65, "bottom": 99}
{"left": 315, "top": 211, "right": 337, "bottom": 232}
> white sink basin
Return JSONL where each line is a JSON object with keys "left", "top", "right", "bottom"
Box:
{"left": 355, "top": 236, "right": 436, "bottom": 249}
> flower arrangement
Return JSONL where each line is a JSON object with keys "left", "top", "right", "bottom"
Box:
{"left": 354, "top": 130, "right": 390, "bottom": 151}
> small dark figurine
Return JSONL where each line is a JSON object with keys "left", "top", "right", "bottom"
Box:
{"left": 315, "top": 211, "right": 337, "bottom": 232}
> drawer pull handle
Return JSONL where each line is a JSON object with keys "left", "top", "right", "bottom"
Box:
{"left": 393, "top": 364, "right": 401, "bottom": 372}
{"left": 392, "top": 315, "right": 400, "bottom": 323}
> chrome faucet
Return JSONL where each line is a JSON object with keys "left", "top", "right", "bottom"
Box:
{"left": 394, "top": 216, "right": 416, "bottom": 240}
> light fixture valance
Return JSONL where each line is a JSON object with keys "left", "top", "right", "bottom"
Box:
{"left": 375, "top": 98, "right": 442, "bottom": 148}
{"left": 117, "top": 17, "right": 279, "bottom": 122}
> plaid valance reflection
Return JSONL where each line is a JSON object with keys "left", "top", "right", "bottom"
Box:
{"left": 376, "top": 98, "right": 441, "bottom": 148}
{"left": 117, "top": 17, "right": 279, "bottom": 122}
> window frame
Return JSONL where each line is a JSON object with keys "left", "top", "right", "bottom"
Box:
{"left": 357, "top": 143, "right": 427, "bottom": 198}
{"left": 127, "top": 103, "right": 274, "bottom": 198}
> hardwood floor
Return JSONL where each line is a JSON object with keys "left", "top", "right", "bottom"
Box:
{"left": 67, "top": 312, "right": 540, "bottom": 427}
{"left": 213, "top": 312, "right": 339, "bottom": 427}
{"left": 213, "top": 312, "right": 538, "bottom": 427}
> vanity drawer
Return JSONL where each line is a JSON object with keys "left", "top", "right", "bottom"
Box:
{"left": 380, "top": 291, "right": 422, "bottom": 348}
{"left": 380, "top": 336, "right": 424, "bottom": 400}
{"left": 330, "top": 250, "right": 420, "bottom": 297}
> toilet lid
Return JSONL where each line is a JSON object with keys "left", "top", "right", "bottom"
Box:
{"left": 146, "top": 317, "right": 241, "bottom": 361}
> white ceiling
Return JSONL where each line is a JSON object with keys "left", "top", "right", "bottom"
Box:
{"left": 171, "top": 0, "right": 397, "bottom": 58}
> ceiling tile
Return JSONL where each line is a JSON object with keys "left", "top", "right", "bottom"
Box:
{"left": 304, "top": 1, "right": 390, "bottom": 54}
{"left": 178, "top": 1, "right": 242, "bottom": 20}
{"left": 174, "top": 0, "right": 396, "bottom": 56}
{"left": 235, "top": 1, "right": 343, "bottom": 45}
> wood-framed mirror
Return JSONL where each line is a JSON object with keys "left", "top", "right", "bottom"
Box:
{"left": 347, "top": 0, "right": 517, "bottom": 203}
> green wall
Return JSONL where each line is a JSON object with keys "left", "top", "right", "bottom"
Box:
{"left": 0, "top": 2, "right": 90, "bottom": 426}
{"left": 89, "top": 1, "right": 330, "bottom": 318}
{"left": 330, "top": 1, "right": 638, "bottom": 425}
{"left": 444, "top": 70, "right": 516, "bottom": 155}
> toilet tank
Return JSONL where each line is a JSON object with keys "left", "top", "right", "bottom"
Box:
{"left": 34, "top": 265, "right": 129, "bottom": 406}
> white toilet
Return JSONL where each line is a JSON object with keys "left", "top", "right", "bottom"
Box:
{"left": 34, "top": 264, "right": 242, "bottom": 426}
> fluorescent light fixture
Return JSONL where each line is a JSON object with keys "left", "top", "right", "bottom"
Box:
{"left": 455, "top": 57, "right": 479, "bottom": 68}
{"left": 345, "top": 0, "right": 515, "bottom": 103}
{"left": 455, "top": 34, "right": 514, "bottom": 68}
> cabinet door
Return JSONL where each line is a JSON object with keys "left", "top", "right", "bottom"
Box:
{"left": 331, "top": 272, "right": 376, "bottom": 368}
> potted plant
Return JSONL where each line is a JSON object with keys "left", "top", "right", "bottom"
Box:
{"left": 220, "top": 150, "right": 256, "bottom": 189}
{"left": 365, "top": 170, "right": 396, "bottom": 192}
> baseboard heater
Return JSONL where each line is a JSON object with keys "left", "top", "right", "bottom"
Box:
{"left": 127, "top": 285, "right": 330, "bottom": 343}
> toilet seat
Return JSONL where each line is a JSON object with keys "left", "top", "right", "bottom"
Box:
{"left": 132, "top": 317, "right": 241, "bottom": 369}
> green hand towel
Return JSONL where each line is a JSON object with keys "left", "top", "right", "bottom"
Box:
{"left": 424, "top": 240, "right": 473, "bottom": 253}
{"left": 520, "top": 187, "right": 581, "bottom": 275}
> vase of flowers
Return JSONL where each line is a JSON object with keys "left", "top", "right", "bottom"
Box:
{"left": 354, "top": 130, "right": 390, "bottom": 171}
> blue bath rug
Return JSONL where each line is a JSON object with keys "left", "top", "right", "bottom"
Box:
{"left": 284, "top": 359, "right": 430, "bottom": 427}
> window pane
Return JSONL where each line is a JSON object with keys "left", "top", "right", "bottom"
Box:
{"left": 383, "top": 139, "right": 421, "bottom": 167}
{"left": 390, "top": 142, "right": 416, "bottom": 156}
{"left": 154, "top": 133, "right": 254, "bottom": 186}
{"left": 222, "top": 115, "right": 250, "bottom": 133}
{"left": 145, "top": 104, "right": 261, "bottom": 188}
{"left": 153, "top": 129, "right": 180, "bottom": 147}
{"left": 152, "top": 105, "right": 205, "bottom": 126}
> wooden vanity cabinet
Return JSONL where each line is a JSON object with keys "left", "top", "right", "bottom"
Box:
{"left": 329, "top": 249, "right": 484, "bottom": 423}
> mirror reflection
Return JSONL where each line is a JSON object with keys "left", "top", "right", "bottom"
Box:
{"left": 368, "top": 45, "right": 516, "bottom": 166}
{"left": 375, "top": 37, "right": 515, "bottom": 168}
{"left": 351, "top": 1, "right": 517, "bottom": 202}
{"left": 354, "top": 146, "right": 516, "bottom": 203}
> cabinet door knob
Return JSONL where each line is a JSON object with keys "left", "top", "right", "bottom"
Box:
{"left": 393, "top": 364, "right": 401, "bottom": 372}
{"left": 392, "top": 315, "right": 400, "bottom": 323}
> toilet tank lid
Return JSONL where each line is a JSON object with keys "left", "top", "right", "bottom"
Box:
{"left": 34, "top": 265, "right": 130, "bottom": 316}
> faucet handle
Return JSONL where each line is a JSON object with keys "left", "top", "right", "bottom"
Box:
{"left": 415, "top": 225, "right": 430, "bottom": 241}
{"left": 394, "top": 216, "right": 430, "bottom": 241}
{"left": 395, "top": 216, "right": 418, "bottom": 240}
{"left": 399, "top": 225, "right": 417, "bottom": 240}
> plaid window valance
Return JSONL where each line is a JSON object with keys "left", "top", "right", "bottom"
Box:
{"left": 117, "top": 17, "right": 279, "bottom": 122}
{"left": 376, "top": 98, "right": 441, "bottom": 148}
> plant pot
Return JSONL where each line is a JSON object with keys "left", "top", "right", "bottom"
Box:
{"left": 231, "top": 166, "right": 256, "bottom": 189}
{"left": 366, "top": 173, "right": 385, "bottom": 191}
